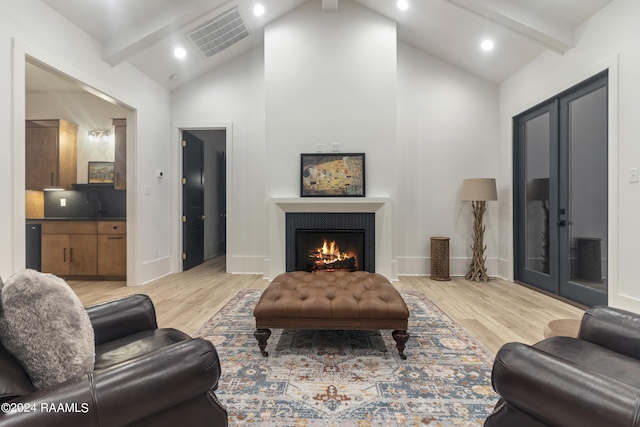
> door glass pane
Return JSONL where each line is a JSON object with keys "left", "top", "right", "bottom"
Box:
{"left": 525, "top": 113, "right": 550, "bottom": 274}
{"left": 568, "top": 86, "right": 607, "bottom": 291}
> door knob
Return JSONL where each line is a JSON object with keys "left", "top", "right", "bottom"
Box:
{"left": 201, "top": 215, "right": 207, "bottom": 220}
{"left": 557, "top": 220, "right": 566, "bottom": 226}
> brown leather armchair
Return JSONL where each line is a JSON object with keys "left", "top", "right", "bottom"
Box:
{"left": 0, "top": 294, "right": 228, "bottom": 426}
{"left": 485, "top": 305, "right": 640, "bottom": 427}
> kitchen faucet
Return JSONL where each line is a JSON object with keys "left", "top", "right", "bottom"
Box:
{"left": 86, "top": 188, "right": 103, "bottom": 218}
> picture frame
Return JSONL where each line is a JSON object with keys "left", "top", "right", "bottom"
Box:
{"left": 300, "top": 153, "right": 365, "bottom": 197}
{"left": 88, "top": 161, "right": 115, "bottom": 184}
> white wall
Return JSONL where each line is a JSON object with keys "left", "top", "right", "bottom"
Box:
{"left": 264, "top": 0, "right": 398, "bottom": 198}
{"left": 397, "top": 42, "right": 499, "bottom": 275}
{"left": 0, "top": 0, "right": 172, "bottom": 285}
{"left": 499, "top": 0, "right": 639, "bottom": 310}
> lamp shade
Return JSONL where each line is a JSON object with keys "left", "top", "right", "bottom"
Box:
{"left": 528, "top": 178, "right": 549, "bottom": 201}
{"left": 461, "top": 178, "right": 497, "bottom": 201}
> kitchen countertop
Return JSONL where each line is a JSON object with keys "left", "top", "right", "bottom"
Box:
{"left": 26, "top": 217, "right": 126, "bottom": 222}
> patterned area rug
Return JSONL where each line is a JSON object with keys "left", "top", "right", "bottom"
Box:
{"left": 193, "top": 289, "right": 499, "bottom": 426}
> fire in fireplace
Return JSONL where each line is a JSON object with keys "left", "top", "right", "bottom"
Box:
{"left": 296, "top": 230, "right": 365, "bottom": 272}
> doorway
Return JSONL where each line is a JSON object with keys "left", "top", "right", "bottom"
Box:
{"left": 181, "top": 129, "right": 227, "bottom": 271}
{"left": 514, "top": 71, "right": 608, "bottom": 307}
{"left": 24, "top": 57, "right": 133, "bottom": 283}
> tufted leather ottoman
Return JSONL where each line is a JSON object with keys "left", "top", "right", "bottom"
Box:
{"left": 253, "top": 271, "right": 410, "bottom": 359}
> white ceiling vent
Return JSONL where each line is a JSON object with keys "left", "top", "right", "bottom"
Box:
{"left": 186, "top": 7, "right": 250, "bottom": 58}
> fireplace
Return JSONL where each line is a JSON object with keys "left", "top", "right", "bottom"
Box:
{"left": 296, "top": 229, "right": 365, "bottom": 272}
{"left": 286, "top": 212, "right": 375, "bottom": 273}
{"left": 267, "top": 198, "right": 394, "bottom": 280}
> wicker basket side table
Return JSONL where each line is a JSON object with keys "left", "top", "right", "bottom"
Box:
{"left": 430, "top": 236, "right": 450, "bottom": 281}
{"left": 574, "top": 237, "right": 602, "bottom": 283}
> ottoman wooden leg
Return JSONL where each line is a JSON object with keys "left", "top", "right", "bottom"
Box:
{"left": 254, "top": 329, "right": 272, "bottom": 357}
{"left": 392, "top": 330, "right": 409, "bottom": 360}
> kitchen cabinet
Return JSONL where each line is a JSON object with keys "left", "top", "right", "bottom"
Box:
{"left": 41, "top": 222, "right": 97, "bottom": 276}
{"left": 41, "top": 233, "right": 68, "bottom": 275}
{"left": 113, "top": 118, "right": 126, "bottom": 190}
{"left": 26, "top": 119, "right": 78, "bottom": 190}
{"left": 39, "top": 220, "right": 125, "bottom": 279}
{"left": 97, "top": 221, "right": 126, "bottom": 276}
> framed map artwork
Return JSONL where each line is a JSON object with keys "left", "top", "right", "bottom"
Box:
{"left": 300, "top": 153, "right": 365, "bottom": 197}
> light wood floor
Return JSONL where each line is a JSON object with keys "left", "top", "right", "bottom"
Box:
{"left": 68, "top": 256, "right": 585, "bottom": 355}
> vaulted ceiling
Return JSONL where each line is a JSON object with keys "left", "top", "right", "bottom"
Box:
{"left": 39, "top": 0, "right": 613, "bottom": 91}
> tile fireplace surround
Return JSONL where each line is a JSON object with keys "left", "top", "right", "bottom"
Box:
{"left": 265, "top": 198, "right": 396, "bottom": 280}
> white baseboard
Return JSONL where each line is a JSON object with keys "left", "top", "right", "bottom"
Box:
{"left": 233, "top": 255, "right": 505, "bottom": 279}
{"left": 228, "top": 255, "right": 265, "bottom": 275}
{"left": 498, "top": 258, "right": 512, "bottom": 281}
{"left": 138, "top": 256, "right": 172, "bottom": 286}
{"left": 396, "top": 256, "right": 500, "bottom": 277}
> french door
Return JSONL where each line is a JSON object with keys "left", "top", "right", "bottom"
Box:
{"left": 514, "top": 71, "right": 608, "bottom": 307}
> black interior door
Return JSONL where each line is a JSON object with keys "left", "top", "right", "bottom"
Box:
{"left": 182, "top": 131, "right": 205, "bottom": 271}
{"left": 219, "top": 151, "right": 226, "bottom": 254}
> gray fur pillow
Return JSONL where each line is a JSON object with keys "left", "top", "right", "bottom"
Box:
{"left": 0, "top": 270, "right": 95, "bottom": 389}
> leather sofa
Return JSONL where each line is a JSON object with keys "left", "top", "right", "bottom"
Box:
{"left": 485, "top": 305, "right": 640, "bottom": 427}
{"left": 0, "top": 294, "right": 228, "bottom": 426}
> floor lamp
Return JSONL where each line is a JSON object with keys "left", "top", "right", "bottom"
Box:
{"left": 461, "top": 178, "right": 497, "bottom": 282}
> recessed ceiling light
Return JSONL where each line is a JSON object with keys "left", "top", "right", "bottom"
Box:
{"left": 253, "top": 4, "right": 265, "bottom": 16}
{"left": 481, "top": 40, "right": 495, "bottom": 51}
{"left": 174, "top": 47, "right": 187, "bottom": 59}
{"left": 397, "top": 0, "right": 409, "bottom": 11}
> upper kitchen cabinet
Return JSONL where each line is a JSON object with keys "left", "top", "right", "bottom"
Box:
{"left": 113, "top": 118, "right": 126, "bottom": 190}
{"left": 26, "top": 119, "right": 78, "bottom": 190}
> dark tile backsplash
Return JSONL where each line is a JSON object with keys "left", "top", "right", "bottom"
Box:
{"left": 44, "top": 185, "right": 126, "bottom": 218}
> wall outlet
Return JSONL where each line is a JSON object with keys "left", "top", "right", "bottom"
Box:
{"left": 331, "top": 142, "right": 340, "bottom": 152}
{"left": 144, "top": 186, "right": 151, "bottom": 195}
{"left": 60, "top": 198, "right": 66, "bottom": 207}
{"left": 154, "top": 249, "right": 158, "bottom": 259}
{"left": 316, "top": 143, "right": 323, "bottom": 152}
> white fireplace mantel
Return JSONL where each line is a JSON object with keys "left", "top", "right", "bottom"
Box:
{"left": 265, "top": 197, "right": 397, "bottom": 281}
